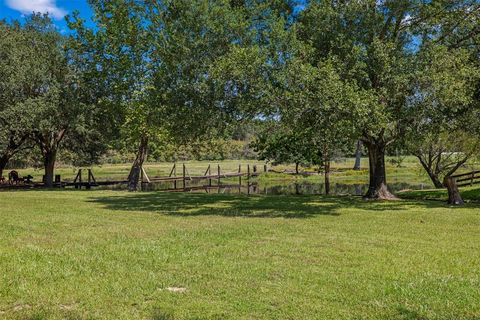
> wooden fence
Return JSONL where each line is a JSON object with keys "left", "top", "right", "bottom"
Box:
{"left": 449, "top": 170, "right": 480, "bottom": 187}
{"left": 444, "top": 170, "right": 480, "bottom": 205}
{"left": 66, "top": 163, "right": 265, "bottom": 190}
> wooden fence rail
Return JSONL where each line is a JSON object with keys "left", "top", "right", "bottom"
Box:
{"left": 450, "top": 170, "right": 480, "bottom": 187}
{"left": 65, "top": 163, "right": 264, "bottom": 190}
{"left": 0, "top": 163, "right": 267, "bottom": 191}
{"left": 444, "top": 170, "right": 480, "bottom": 205}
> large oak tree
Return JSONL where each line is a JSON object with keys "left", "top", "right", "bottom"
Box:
{"left": 297, "top": 0, "right": 480, "bottom": 199}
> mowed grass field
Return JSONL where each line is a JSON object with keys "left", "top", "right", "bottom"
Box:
{"left": 1, "top": 190, "right": 480, "bottom": 319}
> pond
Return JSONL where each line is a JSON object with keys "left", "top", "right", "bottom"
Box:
{"left": 101, "top": 179, "right": 431, "bottom": 196}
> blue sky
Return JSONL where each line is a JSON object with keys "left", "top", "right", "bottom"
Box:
{"left": 0, "top": 0, "right": 307, "bottom": 32}
{"left": 0, "top": 0, "right": 92, "bottom": 32}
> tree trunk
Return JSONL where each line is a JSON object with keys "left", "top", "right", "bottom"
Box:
{"left": 295, "top": 162, "right": 299, "bottom": 174}
{"left": 443, "top": 176, "right": 464, "bottom": 205}
{"left": 0, "top": 154, "right": 9, "bottom": 179}
{"left": 417, "top": 156, "right": 444, "bottom": 188}
{"left": 324, "top": 159, "right": 330, "bottom": 195}
{"left": 364, "top": 141, "right": 396, "bottom": 200}
{"left": 44, "top": 149, "right": 57, "bottom": 188}
{"left": 128, "top": 135, "right": 149, "bottom": 192}
{"left": 353, "top": 140, "right": 362, "bottom": 170}
{"left": 34, "top": 129, "right": 65, "bottom": 188}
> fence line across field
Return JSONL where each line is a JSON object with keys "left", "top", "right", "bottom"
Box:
{"left": 443, "top": 170, "right": 480, "bottom": 205}
{"left": 0, "top": 163, "right": 319, "bottom": 191}
{"left": 65, "top": 163, "right": 266, "bottom": 190}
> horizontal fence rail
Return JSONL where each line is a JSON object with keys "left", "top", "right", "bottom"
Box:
{"left": 0, "top": 163, "right": 266, "bottom": 191}
{"left": 450, "top": 170, "right": 480, "bottom": 187}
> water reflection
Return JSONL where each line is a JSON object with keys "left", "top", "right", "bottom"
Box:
{"left": 110, "top": 180, "right": 429, "bottom": 196}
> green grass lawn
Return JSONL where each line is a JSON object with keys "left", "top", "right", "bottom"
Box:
{"left": 1, "top": 190, "right": 480, "bottom": 319}
{"left": 399, "top": 186, "right": 480, "bottom": 203}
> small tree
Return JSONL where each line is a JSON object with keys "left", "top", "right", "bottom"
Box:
{"left": 252, "top": 126, "right": 320, "bottom": 174}
{"left": 412, "top": 131, "right": 479, "bottom": 188}
{"left": 407, "top": 44, "right": 480, "bottom": 188}
{"left": 276, "top": 59, "right": 368, "bottom": 195}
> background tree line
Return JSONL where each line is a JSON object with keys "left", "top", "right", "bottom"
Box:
{"left": 0, "top": 0, "right": 479, "bottom": 197}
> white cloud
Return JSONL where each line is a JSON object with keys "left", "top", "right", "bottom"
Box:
{"left": 5, "top": 0, "right": 67, "bottom": 20}
{"left": 401, "top": 14, "right": 412, "bottom": 26}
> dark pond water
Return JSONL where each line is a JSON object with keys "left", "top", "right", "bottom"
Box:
{"left": 100, "top": 179, "right": 430, "bottom": 196}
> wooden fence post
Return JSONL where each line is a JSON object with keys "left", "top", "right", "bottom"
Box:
{"left": 87, "top": 169, "right": 92, "bottom": 190}
{"left": 238, "top": 164, "right": 242, "bottom": 186}
{"left": 217, "top": 164, "right": 221, "bottom": 186}
{"left": 88, "top": 169, "right": 96, "bottom": 184}
{"left": 141, "top": 167, "right": 151, "bottom": 183}
{"left": 208, "top": 164, "right": 212, "bottom": 187}
{"left": 182, "top": 163, "right": 186, "bottom": 189}
{"left": 174, "top": 163, "right": 177, "bottom": 190}
{"left": 76, "top": 169, "right": 82, "bottom": 189}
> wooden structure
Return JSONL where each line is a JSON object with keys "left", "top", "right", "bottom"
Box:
{"left": 0, "top": 163, "right": 266, "bottom": 191}
{"left": 444, "top": 170, "right": 480, "bottom": 205}
{"left": 140, "top": 163, "right": 262, "bottom": 191}
{"left": 72, "top": 169, "right": 98, "bottom": 189}
{"left": 449, "top": 170, "right": 480, "bottom": 187}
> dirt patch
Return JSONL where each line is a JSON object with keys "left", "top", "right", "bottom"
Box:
{"left": 13, "top": 304, "right": 31, "bottom": 311}
{"left": 59, "top": 304, "right": 77, "bottom": 311}
{"left": 165, "top": 287, "right": 187, "bottom": 293}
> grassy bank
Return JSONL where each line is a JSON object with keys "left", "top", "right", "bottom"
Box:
{"left": 1, "top": 191, "right": 480, "bottom": 319}
{"left": 399, "top": 186, "right": 480, "bottom": 203}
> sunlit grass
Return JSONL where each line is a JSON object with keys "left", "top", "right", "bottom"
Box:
{"left": 1, "top": 190, "right": 480, "bottom": 319}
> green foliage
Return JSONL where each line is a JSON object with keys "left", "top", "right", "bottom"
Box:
{"left": 67, "top": 0, "right": 271, "bottom": 172}
{"left": 150, "top": 139, "right": 256, "bottom": 162}
{"left": 0, "top": 14, "right": 104, "bottom": 182}
{"left": 3, "top": 0, "right": 480, "bottom": 191}
{"left": 404, "top": 42, "right": 480, "bottom": 185}
{"left": 294, "top": 0, "right": 480, "bottom": 196}
{"left": 252, "top": 126, "right": 321, "bottom": 167}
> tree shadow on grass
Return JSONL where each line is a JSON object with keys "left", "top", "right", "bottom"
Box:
{"left": 396, "top": 306, "right": 480, "bottom": 320}
{"left": 88, "top": 192, "right": 464, "bottom": 219}
{"left": 397, "top": 306, "right": 430, "bottom": 320}
{"left": 90, "top": 192, "right": 342, "bottom": 218}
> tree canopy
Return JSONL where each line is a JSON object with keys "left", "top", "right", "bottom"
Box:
{"left": 0, "top": 0, "right": 478, "bottom": 198}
